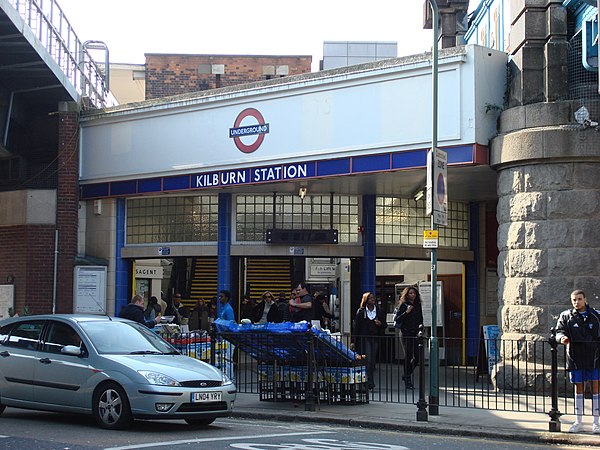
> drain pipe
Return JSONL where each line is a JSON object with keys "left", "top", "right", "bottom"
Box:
{"left": 3, "top": 92, "right": 14, "bottom": 148}
{"left": 52, "top": 229, "right": 59, "bottom": 314}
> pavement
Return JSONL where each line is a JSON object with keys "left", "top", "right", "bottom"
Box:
{"left": 231, "top": 392, "right": 600, "bottom": 446}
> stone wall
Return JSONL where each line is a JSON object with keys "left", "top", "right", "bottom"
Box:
{"left": 492, "top": 101, "right": 600, "bottom": 344}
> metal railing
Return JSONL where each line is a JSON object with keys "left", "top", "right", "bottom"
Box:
{"left": 160, "top": 328, "right": 586, "bottom": 422}
{"left": 5, "top": 0, "right": 117, "bottom": 108}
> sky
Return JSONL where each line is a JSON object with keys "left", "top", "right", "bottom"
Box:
{"left": 57, "top": 0, "right": 464, "bottom": 72}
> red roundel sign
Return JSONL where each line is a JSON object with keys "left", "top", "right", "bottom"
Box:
{"left": 229, "top": 108, "right": 270, "bottom": 153}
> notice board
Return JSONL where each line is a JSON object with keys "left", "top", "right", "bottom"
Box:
{"left": 74, "top": 266, "right": 107, "bottom": 314}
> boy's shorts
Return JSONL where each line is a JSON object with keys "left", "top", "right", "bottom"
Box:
{"left": 569, "top": 368, "right": 600, "bottom": 383}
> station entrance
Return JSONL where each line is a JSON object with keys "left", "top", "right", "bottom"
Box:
{"left": 130, "top": 255, "right": 466, "bottom": 365}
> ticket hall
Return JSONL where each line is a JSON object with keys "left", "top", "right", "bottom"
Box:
{"left": 79, "top": 45, "right": 506, "bottom": 363}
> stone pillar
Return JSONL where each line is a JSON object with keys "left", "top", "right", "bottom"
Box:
{"left": 434, "top": 0, "right": 469, "bottom": 49}
{"left": 492, "top": 101, "right": 600, "bottom": 343}
{"left": 508, "top": 0, "right": 569, "bottom": 107}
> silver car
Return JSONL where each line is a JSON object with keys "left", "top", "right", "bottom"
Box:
{"left": 0, "top": 314, "right": 236, "bottom": 429}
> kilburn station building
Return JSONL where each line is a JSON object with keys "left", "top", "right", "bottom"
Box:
{"left": 0, "top": 0, "right": 598, "bottom": 365}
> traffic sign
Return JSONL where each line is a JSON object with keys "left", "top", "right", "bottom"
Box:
{"left": 426, "top": 148, "right": 448, "bottom": 226}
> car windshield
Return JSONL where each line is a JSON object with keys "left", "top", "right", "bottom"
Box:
{"left": 79, "top": 321, "right": 178, "bottom": 355}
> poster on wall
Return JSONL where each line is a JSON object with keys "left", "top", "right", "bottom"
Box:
{"left": 0, "top": 284, "right": 14, "bottom": 319}
{"left": 74, "top": 266, "right": 107, "bottom": 314}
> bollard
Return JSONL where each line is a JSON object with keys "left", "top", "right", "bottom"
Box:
{"left": 548, "top": 327, "right": 562, "bottom": 432}
{"left": 416, "top": 324, "right": 428, "bottom": 421}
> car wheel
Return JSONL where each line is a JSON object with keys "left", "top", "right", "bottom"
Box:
{"left": 92, "top": 382, "right": 133, "bottom": 430}
{"left": 184, "top": 417, "right": 216, "bottom": 426}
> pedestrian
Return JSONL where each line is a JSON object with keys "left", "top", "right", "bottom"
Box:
{"left": 253, "top": 291, "right": 283, "bottom": 324}
{"left": 218, "top": 290, "right": 235, "bottom": 321}
{"left": 394, "top": 286, "right": 424, "bottom": 390}
{"left": 217, "top": 289, "right": 236, "bottom": 383}
{"left": 354, "top": 291, "right": 384, "bottom": 389}
{"left": 314, "top": 291, "right": 334, "bottom": 329}
{"left": 165, "top": 293, "right": 190, "bottom": 325}
{"left": 143, "top": 296, "right": 162, "bottom": 321}
{"left": 275, "top": 291, "right": 290, "bottom": 321}
{"left": 119, "top": 294, "right": 160, "bottom": 328}
{"left": 289, "top": 282, "right": 313, "bottom": 323}
{"left": 189, "top": 299, "right": 210, "bottom": 331}
{"left": 240, "top": 294, "right": 255, "bottom": 321}
{"left": 555, "top": 289, "right": 600, "bottom": 434}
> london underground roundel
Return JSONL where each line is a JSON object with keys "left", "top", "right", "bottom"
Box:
{"left": 229, "top": 108, "right": 270, "bottom": 153}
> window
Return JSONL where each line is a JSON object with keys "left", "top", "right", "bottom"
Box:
{"left": 376, "top": 197, "right": 469, "bottom": 248}
{"left": 5, "top": 321, "right": 44, "bottom": 350}
{"left": 235, "top": 194, "right": 359, "bottom": 243}
{"left": 126, "top": 195, "right": 218, "bottom": 244}
{"left": 43, "top": 322, "right": 83, "bottom": 354}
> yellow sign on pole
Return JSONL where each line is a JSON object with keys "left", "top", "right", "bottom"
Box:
{"left": 423, "top": 230, "right": 438, "bottom": 239}
{"left": 423, "top": 230, "right": 439, "bottom": 248}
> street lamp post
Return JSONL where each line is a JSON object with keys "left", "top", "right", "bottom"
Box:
{"left": 427, "top": 0, "right": 440, "bottom": 416}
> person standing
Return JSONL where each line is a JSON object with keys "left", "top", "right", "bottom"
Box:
{"left": 555, "top": 289, "right": 600, "bottom": 434}
{"left": 314, "top": 291, "right": 334, "bottom": 329}
{"left": 240, "top": 295, "right": 254, "bottom": 321}
{"left": 217, "top": 289, "right": 236, "bottom": 384}
{"left": 144, "top": 296, "right": 162, "bottom": 321}
{"left": 289, "top": 282, "right": 313, "bottom": 323}
{"left": 218, "top": 290, "right": 235, "bottom": 321}
{"left": 354, "top": 291, "right": 384, "bottom": 390}
{"left": 275, "top": 291, "right": 290, "bottom": 322}
{"left": 119, "top": 294, "right": 160, "bottom": 328}
{"left": 166, "top": 293, "right": 190, "bottom": 325}
{"left": 394, "top": 286, "right": 424, "bottom": 390}
{"left": 253, "top": 291, "right": 283, "bottom": 323}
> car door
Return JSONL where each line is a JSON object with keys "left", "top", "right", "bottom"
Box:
{"left": 33, "top": 320, "right": 93, "bottom": 409}
{"left": 0, "top": 320, "right": 45, "bottom": 403}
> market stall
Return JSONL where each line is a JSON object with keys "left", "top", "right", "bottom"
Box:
{"left": 214, "top": 319, "right": 368, "bottom": 404}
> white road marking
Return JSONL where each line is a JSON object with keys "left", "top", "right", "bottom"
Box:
{"left": 230, "top": 438, "right": 410, "bottom": 450}
{"left": 104, "top": 431, "right": 335, "bottom": 450}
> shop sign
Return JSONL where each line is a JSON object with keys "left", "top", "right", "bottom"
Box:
{"left": 310, "top": 264, "right": 337, "bottom": 277}
{"left": 135, "top": 266, "right": 164, "bottom": 279}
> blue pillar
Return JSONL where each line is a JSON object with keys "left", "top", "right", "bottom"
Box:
{"left": 217, "top": 193, "right": 232, "bottom": 316}
{"left": 465, "top": 203, "right": 480, "bottom": 360}
{"left": 361, "top": 194, "right": 376, "bottom": 295}
{"left": 115, "top": 198, "right": 129, "bottom": 315}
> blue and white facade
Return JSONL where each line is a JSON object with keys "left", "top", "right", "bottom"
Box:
{"left": 79, "top": 45, "right": 507, "bottom": 357}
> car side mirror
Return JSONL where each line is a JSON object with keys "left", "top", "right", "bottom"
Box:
{"left": 61, "top": 345, "right": 82, "bottom": 356}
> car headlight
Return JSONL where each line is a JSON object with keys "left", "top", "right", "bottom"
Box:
{"left": 139, "top": 370, "right": 181, "bottom": 386}
{"left": 221, "top": 373, "right": 233, "bottom": 386}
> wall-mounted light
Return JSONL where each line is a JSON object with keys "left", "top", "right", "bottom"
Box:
{"left": 6, "top": 274, "right": 15, "bottom": 284}
{"left": 298, "top": 187, "right": 307, "bottom": 199}
{"left": 413, "top": 189, "right": 425, "bottom": 202}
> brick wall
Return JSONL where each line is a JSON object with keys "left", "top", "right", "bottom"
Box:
{"left": 56, "top": 105, "right": 79, "bottom": 313}
{"left": 145, "top": 54, "right": 312, "bottom": 99}
{"left": 0, "top": 225, "right": 55, "bottom": 314}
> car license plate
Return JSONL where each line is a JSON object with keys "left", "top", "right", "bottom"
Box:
{"left": 191, "top": 391, "right": 222, "bottom": 402}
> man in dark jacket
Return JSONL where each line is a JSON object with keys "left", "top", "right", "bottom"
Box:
{"left": 119, "top": 295, "right": 160, "bottom": 328}
{"left": 556, "top": 289, "right": 600, "bottom": 434}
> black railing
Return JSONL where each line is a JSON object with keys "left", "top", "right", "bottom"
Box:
{"left": 157, "top": 327, "right": 583, "bottom": 421}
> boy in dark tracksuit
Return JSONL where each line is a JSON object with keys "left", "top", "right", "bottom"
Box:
{"left": 555, "top": 289, "right": 600, "bottom": 434}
